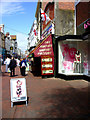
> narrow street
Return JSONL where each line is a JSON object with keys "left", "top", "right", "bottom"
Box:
{"left": 1, "top": 65, "right": 89, "bottom": 119}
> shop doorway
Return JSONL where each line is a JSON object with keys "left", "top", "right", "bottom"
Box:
{"left": 32, "top": 57, "right": 41, "bottom": 76}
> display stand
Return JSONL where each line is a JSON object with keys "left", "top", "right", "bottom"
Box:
{"left": 73, "top": 51, "right": 81, "bottom": 73}
{"left": 10, "top": 78, "right": 27, "bottom": 107}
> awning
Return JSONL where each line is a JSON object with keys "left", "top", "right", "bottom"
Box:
{"left": 28, "top": 34, "right": 54, "bottom": 57}
{"left": 56, "top": 35, "right": 82, "bottom": 41}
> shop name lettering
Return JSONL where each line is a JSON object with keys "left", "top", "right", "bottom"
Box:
{"left": 40, "top": 44, "right": 52, "bottom": 48}
{"left": 38, "top": 43, "right": 52, "bottom": 55}
{"left": 84, "top": 20, "right": 90, "bottom": 29}
{"left": 38, "top": 52, "right": 51, "bottom": 55}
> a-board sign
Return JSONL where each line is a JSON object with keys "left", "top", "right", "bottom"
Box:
{"left": 10, "top": 78, "right": 27, "bottom": 107}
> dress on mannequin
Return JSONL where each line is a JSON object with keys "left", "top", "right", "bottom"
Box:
{"left": 73, "top": 51, "right": 81, "bottom": 73}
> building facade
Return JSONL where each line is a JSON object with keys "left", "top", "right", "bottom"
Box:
{"left": 0, "top": 24, "right": 6, "bottom": 62}
{"left": 28, "top": 1, "right": 90, "bottom": 78}
{"left": 56, "top": 1, "right": 90, "bottom": 78}
{"left": 5, "top": 32, "right": 11, "bottom": 55}
{"left": 31, "top": 1, "right": 75, "bottom": 77}
{"left": 75, "top": 1, "right": 90, "bottom": 76}
{"left": 41, "top": 1, "right": 75, "bottom": 37}
{"left": 10, "top": 35, "right": 17, "bottom": 56}
{"left": 27, "top": 20, "right": 37, "bottom": 52}
{"left": 35, "top": 1, "right": 41, "bottom": 42}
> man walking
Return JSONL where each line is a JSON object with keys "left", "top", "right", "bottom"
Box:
{"left": 4, "top": 56, "right": 11, "bottom": 73}
{"left": 8, "top": 56, "right": 17, "bottom": 77}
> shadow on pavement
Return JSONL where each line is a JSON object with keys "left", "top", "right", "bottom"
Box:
{"left": 39, "top": 87, "right": 89, "bottom": 119}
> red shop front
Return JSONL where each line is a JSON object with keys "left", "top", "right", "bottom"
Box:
{"left": 29, "top": 34, "right": 54, "bottom": 76}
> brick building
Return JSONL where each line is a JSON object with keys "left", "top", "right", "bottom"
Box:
{"left": 76, "top": 2, "right": 89, "bottom": 35}
{"left": 42, "top": 1, "right": 75, "bottom": 37}
{"left": 28, "top": 1, "right": 75, "bottom": 77}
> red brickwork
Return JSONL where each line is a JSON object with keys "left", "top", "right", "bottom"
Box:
{"left": 42, "top": 0, "right": 53, "bottom": 10}
{"left": 76, "top": 2, "right": 89, "bottom": 26}
{"left": 58, "top": 2, "right": 74, "bottom": 10}
{"left": 42, "top": 2, "right": 48, "bottom": 10}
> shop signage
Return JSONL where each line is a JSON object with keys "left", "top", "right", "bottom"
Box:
{"left": 11, "top": 35, "right": 16, "bottom": 40}
{"left": 84, "top": 20, "right": 90, "bottom": 29}
{"left": 34, "top": 35, "right": 54, "bottom": 57}
{"left": 41, "top": 56, "right": 54, "bottom": 75}
{"left": 77, "top": 19, "right": 90, "bottom": 35}
{"left": 10, "top": 78, "right": 27, "bottom": 107}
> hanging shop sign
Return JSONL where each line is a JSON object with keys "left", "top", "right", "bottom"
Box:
{"left": 34, "top": 34, "right": 54, "bottom": 57}
{"left": 41, "top": 55, "right": 54, "bottom": 75}
{"left": 11, "top": 35, "right": 16, "bottom": 40}
{"left": 10, "top": 78, "right": 27, "bottom": 107}
{"left": 77, "top": 19, "right": 90, "bottom": 35}
{"left": 84, "top": 20, "right": 90, "bottom": 30}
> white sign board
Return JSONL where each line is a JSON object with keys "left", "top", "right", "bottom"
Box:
{"left": 10, "top": 78, "right": 27, "bottom": 107}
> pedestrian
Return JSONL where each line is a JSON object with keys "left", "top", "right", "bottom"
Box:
{"left": 26, "top": 61, "right": 29, "bottom": 74}
{"left": 19, "top": 58, "right": 23, "bottom": 75}
{"left": 4, "top": 56, "right": 11, "bottom": 73}
{"left": 20, "top": 58, "right": 27, "bottom": 76}
{"left": 16, "top": 57, "right": 20, "bottom": 66}
{"left": 8, "top": 56, "right": 17, "bottom": 77}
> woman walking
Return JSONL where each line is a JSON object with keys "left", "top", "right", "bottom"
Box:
{"left": 20, "top": 58, "right": 27, "bottom": 76}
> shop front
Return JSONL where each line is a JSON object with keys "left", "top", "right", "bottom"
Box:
{"left": 28, "top": 34, "right": 54, "bottom": 77}
{"left": 56, "top": 35, "right": 89, "bottom": 78}
{"left": 2, "top": 48, "right": 6, "bottom": 64}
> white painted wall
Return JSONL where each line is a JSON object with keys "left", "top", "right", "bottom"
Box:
{"left": 28, "top": 20, "right": 37, "bottom": 50}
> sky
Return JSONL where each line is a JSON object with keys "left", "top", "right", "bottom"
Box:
{"left": 0, "top": 0, "right": 38, "bottom": 53}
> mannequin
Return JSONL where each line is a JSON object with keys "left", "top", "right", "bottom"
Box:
{"left": 75, "top": 51, "right": 81, "bottom": 63}
{"left": 73, "top": 51, "right": 81, "bottom": 73}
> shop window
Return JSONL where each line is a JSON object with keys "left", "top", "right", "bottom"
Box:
{"left": 58, "top": 41, "right": 88, "bottom": 75}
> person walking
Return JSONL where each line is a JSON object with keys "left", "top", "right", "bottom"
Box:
{"left": 19, "top": 58, "right": 23, "bottom": 75}
{"left": 4, "top": 56, "right": 11, "bottom": 73}
{"left": 8, "top": 56, "right": 17, "bottom": 77}
{"left": 20, "top": 58, "right": 27, "bottom": 76}
{"left": 16, "top": 57, "right": 20, "bottom": 66}
{"left": 26, "top": 61, "right": 30, "bottom": 74}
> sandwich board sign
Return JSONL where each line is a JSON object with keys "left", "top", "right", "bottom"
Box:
{"left": 10, "top": 78, "right": 27, "bottom": 107}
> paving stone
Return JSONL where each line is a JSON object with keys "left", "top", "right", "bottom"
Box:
{"left": 1, "top": 65, "right": 89, "bottom": 119}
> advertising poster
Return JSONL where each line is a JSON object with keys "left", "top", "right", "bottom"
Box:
{"left": 10, "top": 78, "right": 27, "bottom": 107}
{"left": 41, "top": 56, "right": 54, "bottom": 75}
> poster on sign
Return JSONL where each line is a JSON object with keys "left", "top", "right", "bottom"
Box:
{"left": 10, "top": 78, "right": 27, "bottom": 107}
{"left": 41, "top": 56, "right": 54, "bottom": 75}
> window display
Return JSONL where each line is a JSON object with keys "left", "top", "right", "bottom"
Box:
{"left": 58, "top": 41, "right": 88, "bottom": 75}
{"left": 73, "top": 51, "right": 81, "bottom": 73}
